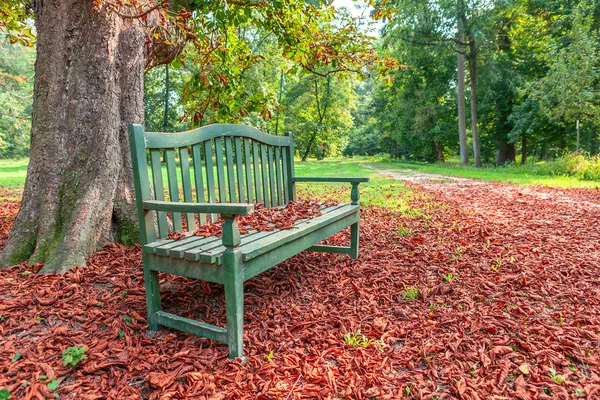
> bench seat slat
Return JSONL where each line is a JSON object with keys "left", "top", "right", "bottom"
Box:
{"left": 144, "top": 204, "right": 356, "bottom": 264}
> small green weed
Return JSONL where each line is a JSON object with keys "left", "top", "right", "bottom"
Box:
{"left": 10, "top": 353, "right": 20, "bottom": 363}
{"left": 549, "top": 368, "right": 566, "bottom": 384}
{"left": 0, "top": 388, "right": 10, "bottom": 400}
{"left": 264, "top": 350, "right": 274, "bottom": 362}
{"left": 442, "top": 273, "right": 454, "bottom": 283}
{"left": 344, "top": 330, "right": 373, "bottom": 347}
{"left": 47, "top": 380, "right": 59, "bottom": 391}
{"left": 34, "top": 316, "right": 45, "bottom": 323}
{"left": 62, "top": 346, "right": 87, "bottom": 368}
{"left": 402, "top": 285, "right": 420, "bottom": 300}
{"left": 491, "top": 258, "right": 503, "bottom": 271}
{"left": 122, "top": 315, "right": 133, "bottom": 323}
{"left": 397, "top": 224, "right": 413, "bottom": 237}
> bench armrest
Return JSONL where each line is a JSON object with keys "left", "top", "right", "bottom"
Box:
{"left": 142, "top": 200, "right": 254, "bottom": 215}
{"left": 292, "top": 177, "right": 370, "bottom": 183}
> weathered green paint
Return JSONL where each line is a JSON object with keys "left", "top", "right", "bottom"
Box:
{"left": 307, "top": 244, "right": 353, "bottom": 255}
{"left": 165, "top": 149, "right": 183, "bottom": 231}
{"left": 243, "top": 138, "right": 253, "bottom": 203}
{"left": 274, "top": 148, "right": 283, "bottom": 205}
{"left": 214, "top": 137, "right": 227, "bottom": 203}
{"left": 203, "top": 140, "right": 218, "bottom": 222}
{"left": 225, "top": 137, "right": 236, "bottom": 202}
{"left": 235, "top": 137, "right": 246, "bottom": 203}
{"left": 179, "top": 147, "right": 196, "bottom": 231}
{"left": 191, "top": 144, "right": 207, "bottom": 225}
{"left": 150, "top": 149, "right": 169, "bottom": 238}
{"left": 267, "top": 146, "right": 276, "bottom": 207}
{"left": 252, "top": 140, "right": 262, "bottom": 204}
{"left": 293, "top": 177, "right": 370, "bottom": 183}
{"left": 156, "top": 311, "right": 228, "bottom": 343}
{"left": 145, "top": 123, "right": 291, "bottom": 149}
{"left": 143, "top": 200, "right": 253, "bottom": 215}
{"left": 284, "top": 132, "right": 296, "bottom": 201}
{"left": 260, "top": 144, "right": 269, "bottom": 207}
{"left": 128, "top": 123, "right": 368, "bottom": 360}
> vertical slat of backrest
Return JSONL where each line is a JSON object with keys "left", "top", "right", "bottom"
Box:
{"left": 203, "top": 140, "right": 217, "bottom": 222}
{"left": 214, "top": 137, "right": 227, "bottom": 203}
{"left": 243, "top": 138, "right": 253, "bottom": 203}
{"left": 260, "top": 143, "right": 270, "bottom": 207}
{"left": 267, "top": 146, "right": 276, "bottom": 207}
{"left": 178, "top": 147, "right": 196, "bottom": 231}
{"left": 165, "top": 149, "right": 183, "bottom": 232}
{"left": 274, "top": 147, "right": 283, "bottom": 206}
{"left": 281, "top": 145, "right": 290, "bottom": 204}
{"left": 191, "top": 144, "right": 207, "bottom": 225}
{"left": 252, "top": 140, "right": 262, "bottom": 204}
{"left": 150, "top": 149, "right": 169, "bottom": 238}
{"left": 224, "top": 137, "right": 236, "bottom": 202}
{"left": 234, "top": 137, "right": 246, "bottom": 203}
{"left": 129, "top": 124, "right": 156, "bottom": 245}
{"left": 284, "top": 132, "right": 296, "bottom": 201}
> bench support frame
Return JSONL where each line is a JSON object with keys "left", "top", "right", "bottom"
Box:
{"left": 128, "top": 123, "right": 369, "bottom": 360}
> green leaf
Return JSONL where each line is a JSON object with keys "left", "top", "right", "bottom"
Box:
{"left": 0, "top": 388, "right": 10, "bottom": 400}
{"left": 10, "top": 352, "right": 20, "bottom": 363}
{"left": 47, "top": 380, "right": 59, "bottom": 391}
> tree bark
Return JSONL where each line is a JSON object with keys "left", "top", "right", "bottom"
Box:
{"left": 521, "top": 134, "right": 527, "bottom": 164}
{"left": 0, "top": 1, "right": 168, "bottom": 273}
{"left": 457, "top": 20, "right": 469, "bottom": 166}
{"left": 467, "top": 37, "right": 482, "bottom": 167}
{"left": 435, "top": 141, "right": 445, "bottom": 162}
{"left": 495, "top": 140, "right": 516, "bottom": 165}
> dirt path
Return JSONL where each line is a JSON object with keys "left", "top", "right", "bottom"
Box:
{"left": 366, "top": 164, "right": 600, "bottom": 210}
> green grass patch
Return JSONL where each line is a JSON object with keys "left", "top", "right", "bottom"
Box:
{"left": 371, "top": 156, "right": 600, "bottom": 189}
{"left": 0, "top": 158, "right": 28, "bottom": 188}
{"left": 294, "top": 158, "right": 415, "bottom": 210}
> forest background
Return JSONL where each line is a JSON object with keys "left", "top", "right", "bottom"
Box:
{"left": 2, "top": 0, "right": 600, "bottom": 179}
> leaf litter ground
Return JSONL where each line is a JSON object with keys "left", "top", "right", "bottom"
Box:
{"left": 1, "top": 179, "right": 600, "bottom": 399}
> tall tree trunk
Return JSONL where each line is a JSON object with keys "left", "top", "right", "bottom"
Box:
{"left": 0, "top": 1, "right": 178, "bottom": 273}
{"left": 521, "top": 134, "right": 527, "bottom": 164}
{"left": 457, "top": 20, "right": 469, "bottom": 166}
{"left": 467, "top": 38, "right": 482, "bottom": 167}
{"left": 495, "top": 140, "right": 516, "bottom": 165}
{"left": 435, "top": 141, "right": 445, "bottom": 162}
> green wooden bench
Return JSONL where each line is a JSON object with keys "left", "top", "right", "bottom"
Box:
{"left": 128, "top": 123, "right": 368, "bottom": 360}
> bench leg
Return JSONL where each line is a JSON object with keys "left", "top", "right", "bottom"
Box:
{"left": 350, "top": 221, "right": 359, "bottom": 260}
{"left": 223, "top": 250, "right": 245, "bottom": 361}
{"left": 143, "top": 255, "right": 161, "bottom": 332}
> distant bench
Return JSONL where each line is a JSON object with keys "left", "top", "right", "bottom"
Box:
{"left": 129, "top": 123, "right": 368, "bottom": 360}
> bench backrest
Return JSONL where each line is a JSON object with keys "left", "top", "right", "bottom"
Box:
{"left": 129, "top": 123, "right": 296, "bottom": 240}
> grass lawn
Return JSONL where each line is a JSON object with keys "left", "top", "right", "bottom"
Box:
{"left": 371, "top": 157, "right": 600, "bottom": 189}
{"left": 0, "top": 158, "right": 28, "bottom": 188}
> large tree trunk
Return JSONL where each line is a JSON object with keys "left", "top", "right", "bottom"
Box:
{"left": 0, "top": 1, "right": 149, "bottom": 273}
{"left": 457, "top": 20, "right": 469, "bottom": 166}
{"left": 495, "top": 140, "right": 516, "bottom": 165}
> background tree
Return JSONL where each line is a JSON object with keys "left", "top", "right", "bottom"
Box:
{"left": 0, "top": 35, "right": 34, "bottom": 158}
